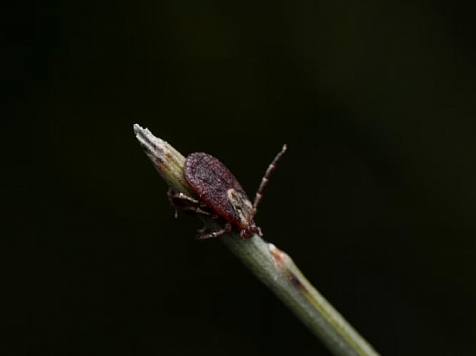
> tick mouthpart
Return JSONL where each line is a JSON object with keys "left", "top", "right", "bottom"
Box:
{"left": 239, "top": 224, "right": 263, "bottom": 239}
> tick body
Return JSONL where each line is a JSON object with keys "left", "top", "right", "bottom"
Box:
{"left": 169, "top": 145, "right": 287, "bottom": 240}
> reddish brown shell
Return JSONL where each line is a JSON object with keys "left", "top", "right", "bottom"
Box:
{"left": 184, "top": 152, "right": 254, "bottom": 229}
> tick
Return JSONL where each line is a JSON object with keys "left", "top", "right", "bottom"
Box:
{"left": 168, "top": 145, "right": 287, "bottom": 240}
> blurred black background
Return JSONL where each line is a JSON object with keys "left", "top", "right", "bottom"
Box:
{"left": 1, "top": 0, "right": 475, "bottom": 355}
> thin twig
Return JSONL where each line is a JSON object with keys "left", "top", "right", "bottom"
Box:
{"left": 133, "top": 124, "right": 380, "bottom": 356}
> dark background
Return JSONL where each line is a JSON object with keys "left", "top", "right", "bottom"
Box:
{"left": 1, "top": 0, "right": 475, "bottom": 355}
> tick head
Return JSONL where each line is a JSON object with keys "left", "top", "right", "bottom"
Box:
{"left": 239, "top": 223, "right": 262, "bottom": 239}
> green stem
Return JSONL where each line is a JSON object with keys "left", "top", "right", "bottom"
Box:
{"left": 134, "top": 124, "right": 380, "bottom": 356}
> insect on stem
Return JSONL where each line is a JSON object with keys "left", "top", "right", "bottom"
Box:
{"left": 165, "top": 143, "right": 287, "bottom": 240}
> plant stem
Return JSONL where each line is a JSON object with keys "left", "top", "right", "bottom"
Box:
{"left": 133, "top": 124, "right": 380, "bottom": 356}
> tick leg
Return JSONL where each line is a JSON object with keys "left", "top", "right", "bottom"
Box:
{"left": 196, "top": 222, "right": 232, "bottom": 240}
{"left": 251, "top": 144, "right": 287, "bottom": 218}
{"left": 182, "top": 206, "right": 213, "bottom": 216}
{"left": 168, "top": 189, "right": 200, "bottom": 205}
{"left": 167, "top": 189, "right": 212, "bottom": 218}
